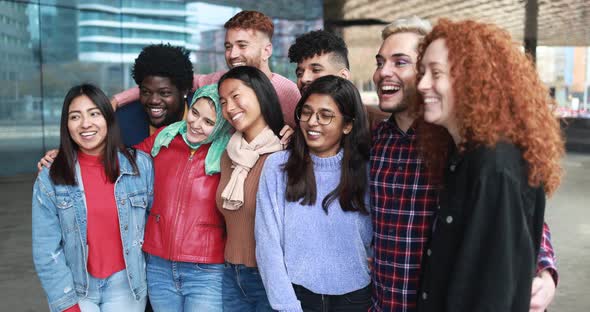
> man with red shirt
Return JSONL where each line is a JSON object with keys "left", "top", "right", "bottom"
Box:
{"left": 369, "top": 16, "right": 558, "bottom": 312}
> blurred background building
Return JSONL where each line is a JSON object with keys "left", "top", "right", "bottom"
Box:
{"left": 322, "top": 0, "right": 590, "bottom": 117}
{"left": 0, "top": 0, "right": 322, "bottom": 175}
{"left": 0, "top": 0, "right": 589, "bottom": 175}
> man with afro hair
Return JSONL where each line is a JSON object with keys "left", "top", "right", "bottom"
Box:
{"left": 131, "top": 43, "right": 194, "bottom": 131}
{"left": 112, "top": 10, "right": 300, "bottom": 127}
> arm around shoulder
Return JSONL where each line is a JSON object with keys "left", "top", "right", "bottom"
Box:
{"left": 111, "top": 86, "right": 140, "bottom": 108}
{"left": 193, "top": 71, "right": 225, "bottom": 90}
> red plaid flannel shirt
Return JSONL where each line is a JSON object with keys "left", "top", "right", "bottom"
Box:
{"left": 369, "top": 119, "right": 557, "bottom": 312}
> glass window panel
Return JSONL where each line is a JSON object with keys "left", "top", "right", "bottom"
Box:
{"left": 0, "top": 1, "right": 43, "bottom": 175}
{"left": 38, "top": 0, "right": 81, "bottom": 8}
{"left": 0, "top": 0, "right": 324, "bottom": 177}
{"left": 192, "top": 51, "right": 225, "bottom": 75}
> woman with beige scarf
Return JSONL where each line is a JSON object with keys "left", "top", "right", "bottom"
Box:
{"left": 215, "top": 66, "right": 286, "bottom": 312}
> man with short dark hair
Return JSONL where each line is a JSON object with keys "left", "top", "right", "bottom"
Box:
{"left": 288, "top": 30, "right": 388, "bottom": 128}
{"left": 288, "top": 30, "right": 350, "bottom": 93}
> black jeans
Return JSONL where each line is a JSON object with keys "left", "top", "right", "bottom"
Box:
{"left": 293, "top": 284, "right": 372, "bottom": 312}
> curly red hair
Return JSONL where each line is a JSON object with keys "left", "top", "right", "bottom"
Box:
{"left": 224, "top": 10, "right": 274, "bottom": 39}
{"left": 416, "top": 19, "right": 564, "bottom": 196}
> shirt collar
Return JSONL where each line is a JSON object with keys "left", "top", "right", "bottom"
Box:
{"left": 378, "top": 115, "right": 417, "bottom": 136}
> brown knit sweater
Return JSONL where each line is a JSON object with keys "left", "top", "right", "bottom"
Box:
{"left": 216, "top": 151, "right": 271, "bottom": 267}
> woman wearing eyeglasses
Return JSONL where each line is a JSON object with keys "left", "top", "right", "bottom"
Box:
{"left": 255, "top": 75, "right": 373, "bottom": 312}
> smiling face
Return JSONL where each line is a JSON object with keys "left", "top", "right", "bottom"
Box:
{"left": 417, "top": 38, "right": 456, "bottom": 131}
{"left": 296, "top": 52, "right": 349, "bottom": 94}
{"left": 224, "top": 28, "right": 270, "bottom": 70}
{"left": 139, "top": 75, "right": 185, "bottom": 128}
{"left": 373, "top": 32, "right": 421, "bottom": 114}
{"left": 67, "top": 95, "right": 108, "bottom": 156}
{"left": 219, "top": 78, "right": 267, "bottom": 142}
{"left": 186, "top": 97, "right": 217, "bottom": 144}
{"left": 299, "top": 93, "right": 352, "bottom": 158}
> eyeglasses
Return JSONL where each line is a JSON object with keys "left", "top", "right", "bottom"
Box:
{"left": 296, "top": 108, "right": 339, "bottom": 125}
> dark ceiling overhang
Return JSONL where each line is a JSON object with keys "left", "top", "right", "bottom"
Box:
{"left": 324, "top": 0, "right": 590, "bottom": 46}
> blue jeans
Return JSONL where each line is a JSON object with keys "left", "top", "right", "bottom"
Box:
{"left": 78, "top": 269, "right": 147, "bottom": 312}
{"left": 223, "top": 262, "right": 274, "bottom": 312}
{"left": 146, "top": 254, "right": 224, "bottom": 312}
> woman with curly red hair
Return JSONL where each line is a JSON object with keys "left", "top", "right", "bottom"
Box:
{"left": 415, "top": 19, "right": 564, "bottom": 311}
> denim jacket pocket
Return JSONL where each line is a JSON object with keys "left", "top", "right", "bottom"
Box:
{"left": 55, "top": 195, "right": 77, "bottom": 233}
{"left": 129, "top": 193, "right": 148, "bottom": 209}
{"left": 127, "top": 192, "right": 148, "bottom": 249}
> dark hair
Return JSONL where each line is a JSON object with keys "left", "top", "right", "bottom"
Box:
{"left": 284, "top": 75, "right": 370, "bottom": 214}
{"left": 288, "top": 30, "right": 349, "bottom": 69}
{"left": 50, "top": 84, "right": 138, "bottom": 185}
{"left": 224, "top": 10, "right": 274, "bottom": 39}
{"left": 218, "top": 66, "right": 284, "bottom": 137}
{"left": 132, "top": 44, "right": 193, "bottom": 92}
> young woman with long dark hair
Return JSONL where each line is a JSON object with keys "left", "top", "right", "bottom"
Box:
{"left": 215, "top": 66, "right": 286, "bottom": 312}
{"left": 255, "top": 75, "right": 373, "bottom": 311}
{"left": 32, "top": 84, "right": 153, "bottom": 312}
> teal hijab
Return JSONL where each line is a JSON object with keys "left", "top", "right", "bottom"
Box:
{"left": 150, "top": 83, "right": 231, "bottom": 175}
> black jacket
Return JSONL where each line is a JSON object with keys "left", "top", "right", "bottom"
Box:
{"left": 417, "top": 142, "right": 545, "bottom": 312}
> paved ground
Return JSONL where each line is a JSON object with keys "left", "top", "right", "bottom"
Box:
{"left": 1, "top": 153, "right": 588, "bottom": 311}
{"left": 545, "top": 153, "right": 590, "bottom": 311}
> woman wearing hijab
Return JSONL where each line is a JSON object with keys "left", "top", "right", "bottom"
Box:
{"left": 135, "top": 84, "right": 232, "bottom": 312}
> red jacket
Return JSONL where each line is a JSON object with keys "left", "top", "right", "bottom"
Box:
{"left": 136, "top": 129, "right": 225, "bottom": 263}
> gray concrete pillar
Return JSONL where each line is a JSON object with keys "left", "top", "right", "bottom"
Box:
{"left": 524, "top": 0, "right": 539, "bottom": 62}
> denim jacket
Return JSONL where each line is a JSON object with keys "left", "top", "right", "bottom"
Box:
{"left": 32, "top": 150, "right": 154, "bottom": 312}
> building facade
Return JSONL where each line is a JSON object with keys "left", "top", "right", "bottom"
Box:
{"left": 0, "top": 0, "right": 322, "bottom": 176}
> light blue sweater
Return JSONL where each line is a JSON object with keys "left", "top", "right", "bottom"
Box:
{"left": 255, "top": 149, "right": 372, "bottom": 312}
